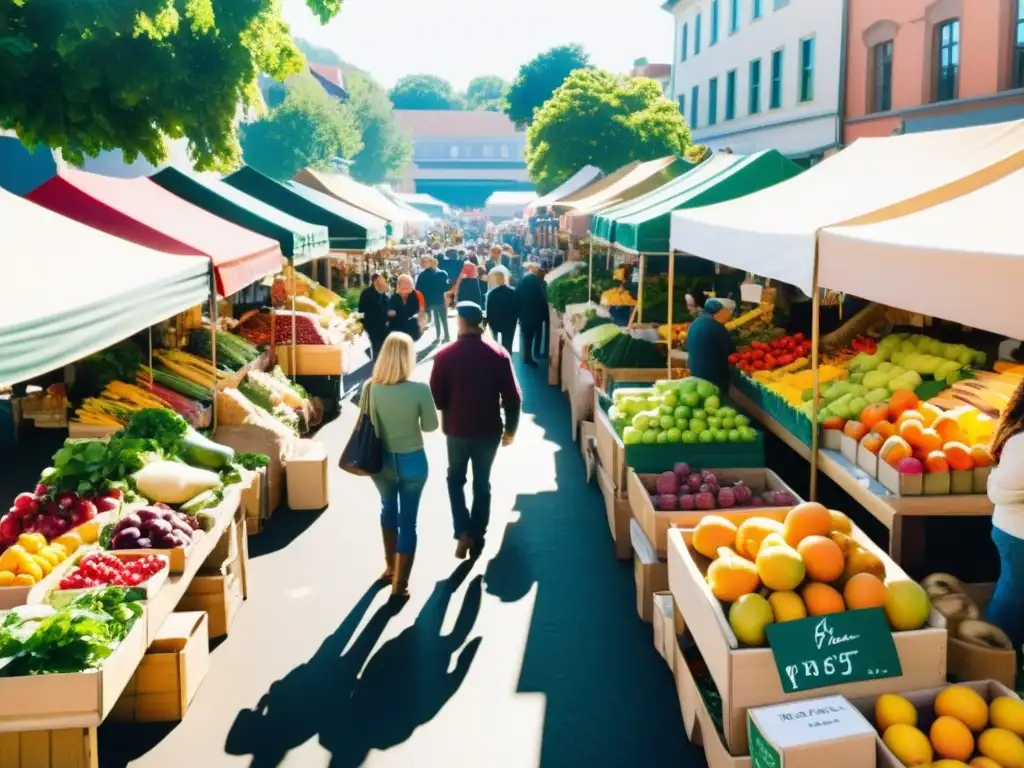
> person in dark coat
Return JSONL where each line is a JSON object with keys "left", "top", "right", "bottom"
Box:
{"left": 387, "top": 274, "right": 424, "bottom": 341}
{"left": 686, "top": 298, "right": 736, "bottom": 393}
{"left": 359, "top": 272, "right": 390, "bottom": 359}
{"left": 453, "top": 262, "right": 484, "bottom": 307}
{"left": 415, "top": 255, "right": 451, "bottom": 343}
{"left": 516, "top": 262, "right": 548, "bottom": 367}
{"left": 484, "top": 269, "right": 519, "bottom": 354}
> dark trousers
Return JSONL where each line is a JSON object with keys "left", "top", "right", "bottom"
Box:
{"left": 368, "top": 332, "right": 385, "bottom": 360}
{"left": 428, "top": 304, "right": 450, "bottom": 342}
{"left": 519, "top": 321, "right": 545, "bottom": 362}
{"left": 490, "top": 325, "right": 515, "bottom": 354}
{"left": 446, "top": 435, "right": 500, "bottom": 545}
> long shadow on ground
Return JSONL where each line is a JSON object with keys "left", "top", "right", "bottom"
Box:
{"left": 224, "top": 562, "right": 482, "bottom": 767}
{"left": 484, "top": 359, "right": 705, "bottom": 767}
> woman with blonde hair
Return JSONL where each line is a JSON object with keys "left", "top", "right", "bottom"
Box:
{"left": 360, "top": 332, "right": 438, "bottom": 596}
{"left": 387, "top": 274, "right": 425, "bottom": 340}
{"left": 484, "top": 267, "right": 518, "bottom": 353}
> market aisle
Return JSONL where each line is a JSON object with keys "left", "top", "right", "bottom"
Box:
{"left": 100, "top": 328, "right": 703, "bottom": 768}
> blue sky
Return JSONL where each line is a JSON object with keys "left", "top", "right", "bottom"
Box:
{"left": 283, "top": 0, "right": 674, "bottom": 90}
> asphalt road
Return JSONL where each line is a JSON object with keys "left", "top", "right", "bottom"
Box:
{"left": 99, "top": 325, "right": 704, "bottom": 767}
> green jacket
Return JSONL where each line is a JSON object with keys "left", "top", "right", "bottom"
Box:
{"left": 686, "top": 312, "right": 735, "bottom": 392}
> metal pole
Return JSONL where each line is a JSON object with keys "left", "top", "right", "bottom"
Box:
{"left": 637, "top": 254, "right": 645, "bottom": 325}
{"left": 147, "top": 327, "right": 153, "bottom": 392}
{"left": 666, "top": 251, "right": 675, "bottom": 380}
{"left": 290, "top": 268, "right": 298, "bottom": 383}
{"left": 587, "top": 239, "right": 594, "bottom": 302}
{"left": 209, "top": 271, "right": 218, "bottom": 431}
{"left": 809, "top": 247, "right": 822, "bottom": 501}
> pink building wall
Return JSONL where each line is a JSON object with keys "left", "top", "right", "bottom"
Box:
{"left": 845, "top": 0, "right": 1022, "bottom": 143}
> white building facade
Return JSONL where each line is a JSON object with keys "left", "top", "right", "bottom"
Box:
{"left": 664, "top": 0, "right": 846, "bottom": 161}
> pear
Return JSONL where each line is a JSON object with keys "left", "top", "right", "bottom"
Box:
{"left": 707, "top": 546, "right": 761, "bottom": 603}
{"left": 729, "top": 593, "right": 774, "bottom": 647}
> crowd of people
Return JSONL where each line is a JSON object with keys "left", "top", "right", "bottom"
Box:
{"left": 351, "top": 242, "right": 549, "bottom": 599}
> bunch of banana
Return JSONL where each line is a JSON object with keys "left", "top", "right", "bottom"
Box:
{"left": 73, "top": 381, "right": 171, "bottom": 427}
{"left": 154, "top": 349, "right": 226, "bottom": 389}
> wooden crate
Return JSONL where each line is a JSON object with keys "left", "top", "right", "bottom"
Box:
{"left": 178, "top": 557, "right": 245, "bottom": 639}
{"left": 0, "top": 728, "right": 98, "bottom": 768}
{"left": 274, "top": 344, "right": 343, "bottom": 376}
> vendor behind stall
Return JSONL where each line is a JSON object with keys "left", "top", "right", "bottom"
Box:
{"left": 686, "top": 298, "right": 735, "bottom": 392}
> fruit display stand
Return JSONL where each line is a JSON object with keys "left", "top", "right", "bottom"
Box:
{"left": 666, "top": 516, "right": 947, "bottom": 758}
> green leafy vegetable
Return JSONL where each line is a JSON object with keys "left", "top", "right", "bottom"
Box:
{"left": 235, "top": 452, "right": 270, "bottom": 470}
{"left": 115, "top": 408, "right": 190, "bottom": 457}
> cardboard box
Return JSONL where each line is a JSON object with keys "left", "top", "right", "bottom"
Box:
{"left": 821, "top": 429, "right": 843, "bottom": 451}
{"left": 632, "top": 519, "right": 668, "bottom": 623}
{"left": 628, "top": 468, "right": 802, "bottom": 559}
{"left": 547, "top": 331, "right": 562, "bottom": 388}
{"left": 286, "top": 439, "right": 329, "bottom": 511}
{"left": 667, "top": 516, "right": 948, "bottom": 756}
{"left": 569, "top": 370, "right": 595, "bottom": 442}
{"left": 746, "top": 695, "right": 877, "bottom": 768}
{"left": 579, "top": 420, "right": 596, "bottom": 483}
{"left": 0, "top": 728, "right": 98, "bottom": 768}
{"left": 847, "top": 680, "right": 1017, "bottom": 767}
{"left": 839, "top": 434, "right": 859, "bottom": 464}
{"left": 274, "top": 344, "right": 343, "bottom": 376}
{"left": 928, "top": 582, "right": 1018, "bottom": 690}
{"left": 674, "top": 638, "right": 703, "bottom": 745}
{"left": 877, "top": 461, "right": 924, "bottom": 496}
{"left": 974, "top": 465, "right": 992, "bottom": 493}
{"left": 559, "top": 331, "right": 576, "bottom": 394}
{"left": 653, "top": 591, "right": 675, "bottom": 669}
{"left": 597, "top": 463, "right": 632, "bottom": 560}
{"left": 240, "top": 467, "right": 268, "bottom": 521}
{"left": 951, "top": 469, "right": 974, "bottom": 494}
{"left": 594, "top": 399, "right": 626, "bottom": 493}
{"left": 178, "top": 557, "right": 244, "bottom": 638}
{"left": 110, "top": 612, "right": 210, "bottom": 722}
{"left": 857, "top": 442, "right": 879, "bottom": 478}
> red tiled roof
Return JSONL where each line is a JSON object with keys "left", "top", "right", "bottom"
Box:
{"left": 309, "top": 63, "right": 343, "bottom": 87}
{"left": 394, "top": 110, "right": 524, "bottom": 138}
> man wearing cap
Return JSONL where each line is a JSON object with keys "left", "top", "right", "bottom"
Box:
{"left": 686, "top": 298, "right": 736, "bottom": 393}
{"left": 430, "top": 301, "right": 522, "bottom": 560}
{"left": 415, "top": 254, "right": 451, "bottom": 343}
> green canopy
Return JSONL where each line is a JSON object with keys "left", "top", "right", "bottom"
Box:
{"left": 223, "top": 166, "right": 387, "bottom": 252}
{"left": 611, "top": 150, "right": 804, "bottom": 254}
{"left": 151, "top": 168, "right": 329, "bottom": 266}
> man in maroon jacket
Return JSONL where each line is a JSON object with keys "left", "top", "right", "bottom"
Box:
{"left": 430, "top": 301, "right": 522, "bottom": 559}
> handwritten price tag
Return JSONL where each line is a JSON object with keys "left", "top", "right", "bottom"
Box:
{"left": 765, "top": 608, "right": 902, "bottom": 694}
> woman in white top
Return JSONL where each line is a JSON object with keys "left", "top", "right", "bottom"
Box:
{"left": 985, "top": 383, "right": 1024, "bottom": 650}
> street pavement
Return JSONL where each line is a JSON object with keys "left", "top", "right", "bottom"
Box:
{"left": 99, "top": 322, "right": 704, "bottom": 767}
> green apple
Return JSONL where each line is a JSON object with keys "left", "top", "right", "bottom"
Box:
{"left": 698, "top": 430, "right": 714, "bottom": 443}
{"left": 675, "top": 418, "right": 689, "bottom": 431}
{"left": 623, "top": 427, "right": 642, "bottom": 445}
{"left": 722, "top": 417, "right": 736, "bottom": 430}
{"left": 656, "top": 431, "right": 669, "bottom": 444}
{"left": 738, "top": 426, "right": 756, "bottom": 442}
{"left": 674, "top": 405, "right": 693, "bottom": 420}
{"left": 642, "top": 429, "right": 659, "bottom": 444}
{"left": 681, "top": 391, "right": 701, "bottom": 408}
{"left": 735, "top": 415, "right": 750, "bottom": 428}
{"left": 666, "top": 428, "right": 682, "bottom": 443}
{"left": 719, "top": 407, "right": 737, "bottom": 418}
{"left": 662, "top": 392, "right": 678, "bottom": 408}
{"left": 707, "top": 417, "right": 722, "bottom": 430}
{"left": 692, "top": 409, "right": 707, "bottom": 421}
{"left": 696, "top": 380, "right": 718, "bottom": 399}
{"left": 681, "top": 430, "right": 698, "bottom": 444}
{"left": 633, "top": 413, "right": 651, "bottom": 430}
{"left": 714, "top": 429, "right": 728, "bottom": 442}
{"left": 689, "top": 418, "right": 708, "bottom": 434}
{"left": 660, "top": 415, "right": 675, "bottom": 430}
{"left": 704, "top": 394, "right": 722, "bottom": 410}
{"left": 659, "top": 405, "right": 675, "bottom": 417}
{"left": 728, "top": 429, "right": 741, "bottom": 442}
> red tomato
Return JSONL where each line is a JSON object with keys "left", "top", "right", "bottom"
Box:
{"left": 728, "top": 353, "right": 739, "bottom": 365}
{"left": 751, "top": 349, "right": 765, "bottom": 361}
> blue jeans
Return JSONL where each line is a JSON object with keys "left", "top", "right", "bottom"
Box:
{"left": 986, "top": 526, "right": 1024, "bottom": 652}
{"left": 446, "top": 436, "right": 500, "bottom": 545}
{"left": 371, "top": 449, "right": 428, "bottom": 554}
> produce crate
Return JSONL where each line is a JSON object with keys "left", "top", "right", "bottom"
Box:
{"left": 594, "top": 393, "right": 626, "bottom": 493}
{"left": 110, "top": 612, "right": 210, "bottom": 723}
{"left": 627, "top": 468, "right": 802, "bottom": 559}
{"left": 592, "top": 365, "right": 687, "bottom": 396}
{"left": 47, "top": 553, "right": 171, "bottom": 605}
{"left": 731, "top": 372, "right": 812, "bottom": 448}
{"left": 274, "top": 344, "right": 343, "bottom": 376}
{"left": 667, "top": 517, "right": 947, "bottom": 757}
{"left": 0, "top": 728, "right": 98, "bottom": 768}
{"left": 178, "top": 553, "right": 245, "bottom": 639}
{"left": 597, "top": 462, "right": 631, "bottom": 560}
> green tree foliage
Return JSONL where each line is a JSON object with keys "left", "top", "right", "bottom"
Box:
{"left": 389, "top": 74, "right": 461, "bottom": 110}
{"left": 0, "top": 0, "right": 346, "bottom": 171}
{"left": 505, "top": 44, "right": 590, "bottom": 128}
{"left": 241, "top": 73, "right": 362, "bottom": 180}
{"left": 464, "top": 75, "right": 508, "bottom": 111}
{"left": 344, "top": 71, "right": 412, "bottom": 184}
{"left": 293, "top": 37, "right": 343, "bottom": 67}
{"left": 526, "top": 69, "right": 694, "bottom": 195}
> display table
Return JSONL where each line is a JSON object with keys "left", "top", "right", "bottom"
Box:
{"left": 730, "top": 387, "right": 993, "bottom": 573}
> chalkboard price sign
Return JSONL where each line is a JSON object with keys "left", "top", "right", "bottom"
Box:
{"left": 765, "top": 607, "right": 902, "bottom": 694}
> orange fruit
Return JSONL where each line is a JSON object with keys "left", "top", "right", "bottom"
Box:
{"left": 802, "top": 582, "right": 846, "bottom": 615}
{"left": 880, "top": 436, "right": 913, "bottom": 467}
{"left": 917, "top": 402, "right": 943, "bottom": 427}
{"left": 860, "top": 403, "right": 890, "bottom": 431}
{"left": 797, "top": 535, "right": 845, "bottom": 583}
{"left": 874, "top": 420, "right": 897, "bottom": 439}
{"left": 889, "top": 391, "right": 921, "bottom": 421}
{"left": 783, "top": 502, "right": 833, "bottom": 547}
{"left": 970, "top": 444, "right": 994, "bottom": 468}
{"left": 934, "top": 413, "right": 966, "bottom": 444}
{"left": 692, "top": 516, "right": 740, "bottom": 560}
{"left": 925, "top": 450, "right": 950, "bottom": 473}
{"left": 861, "top": 432, "right": 885, "bottom": 455}
{"left": 821, "top": 416, "right": 846, "bottom": 431}
{"left": 930, "top": 716, "right": 974, "bottom": 762}
{"left": 844, "top": 573, "right": 886, "bottom": 609}
{"left": 843, "top": 420, "right": 869, "bottom": 442}
{"left": 735, "top": 517, "right": 785, "bottom": 560}
{"left": 899, "top": 418, "right": 926, "bottom": 447}
{"left": 897, "top": 410, "right": 926, "bottom": 429}
{"left": 943, "top": 442, "right": 975, "bottom": 471}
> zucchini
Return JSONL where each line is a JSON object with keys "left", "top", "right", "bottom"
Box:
{"left": 183, "top": 429, "right": 235, "bottom": 470}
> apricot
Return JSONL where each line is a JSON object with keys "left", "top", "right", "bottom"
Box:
{"left": 880, "top": 435, "right": 913, "bottom": 467}
{"left": 843, "top": 420, "right": 869, "bottom": 442}
{"left": 943, "top": 442, "right": 975, "bottom": 471}
{"left": 925, "top": 450, "right": 950, "bottom": 473}
{"left": 844, "top": 572, "right": 886, "bottom": 609}
{"left": 918, "top": 402, "right": 943, "bottom": 427}
{"left": 874, "top": 419, "right": 897, "bottom": 439}
{"left": 889, "top": 391, "right": 920, "bottom": 421}
{"left": 735, "top": 517, "right": 784, "bottom": 560}
{"left": 970, "top": 444, "right": 994, "bottom": 468}
{"left": 802, "top": 582, "right": 845, "bottom": 615}
{"left": 860, "top": 403, "right": 890, "bottom": 431}
{"left": 783, "top": 502, "right": 832, "bottom": 547}
{"left": 931, "top": 716, "right": 975, "bottom": 762}
{"left": 861, "top": 432, "right": 885, "bottom": 455}
{"left": 797, "top": 535, "right": 845, "bottom": 583}
{"left": 828, "top": 509, "right": 852, "bottom": 535}
{"left": 692, "top": 516, "right": 739, "bottom": 560}
{"left": 934, "top": 413, "right": 966, "bottom": 444}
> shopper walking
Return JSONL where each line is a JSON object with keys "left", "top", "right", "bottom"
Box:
{"left": 517, "top": 262, "right": 548, "bottom": 367}
{"left": 451, "top": 262, "right": 484, "bottom": 307}
{"left": 387, "top": 274, "right": 425, "bottom": 341}
{"left": 984, "top": 380, "right": 1024, "bottom": 648}
{"left": 484, "top": 268, "right": 518, "bottom": 354}
{"left": 362, "top": 332, "right": 439, "bottom": 597}
{"left": 415, "top": 254, "right": 451, "bottom": 343}
{"left": 359, "top": 272, "right": 390, "bottom": 360}
{"left": 430, "top": 301, "right": 522, "bottom": 560}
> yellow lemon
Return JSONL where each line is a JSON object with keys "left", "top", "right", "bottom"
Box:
{"left": 991, "top": 696, "right": 1024, "bottom": 737}
{"left": 936, "top": 685, "right": 990, "bottom": 732}
{"left": 978, "top": 727, "right": 1024, "bottom": 768}
{"left": 875, "top": 694, "right": 918, "bottom": 732}
{"left": 883, "top": 724, "right": 932, "bottom": 766}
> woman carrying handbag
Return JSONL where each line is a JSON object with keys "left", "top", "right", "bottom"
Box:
{"left": 352, "top": 333, "right": 438, "bottom": 597}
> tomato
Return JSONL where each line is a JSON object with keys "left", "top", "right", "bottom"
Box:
{"left": 777, "top": 354, "right": 795, "bottom": 366}
{"left": 763, "top": 355, "right": 777, "bottom": 368}
{"left": 751, "top": 349, "right": 765, "bottom": 361}
{"left": 793, "top": 333, "right": 805, "bottom": 342}
{"left": 752, "top": 360, "right": 766, "bottom": 370}
{"left": 728, "top": 353, "right": 739, "bottom": 365}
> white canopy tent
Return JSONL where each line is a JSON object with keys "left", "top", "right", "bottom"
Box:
{"left": 525, "top": 165, "right": 603, "bottom": 215}
{"left": 669, "top": 120, "right": 1024, "bottom": 294}
{"left": 484, "top": 190, "right": 537, "bottom": 219}
{"left": 819, "top": 168, "right": 1024, "bottom": 340}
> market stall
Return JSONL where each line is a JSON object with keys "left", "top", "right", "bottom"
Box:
{"left": 667, "top": 120, "right": 1024, "bottom": 567}
{"left": 292, "top": 167, "right": 408, "bottom": 228}
{"left": 524, "top": 164, "right": 603, "bottom": 216}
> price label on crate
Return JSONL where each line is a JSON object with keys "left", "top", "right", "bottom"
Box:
{"left": 765, "top": 608, "right": 901, "bottom": 694}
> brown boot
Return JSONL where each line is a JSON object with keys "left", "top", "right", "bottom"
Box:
{"left": 454, "top": 533, "right": 472, "bottom": 560}
{"left": 380, "top": 529, "right": 397, "bottom": 582}
{"left": 392, "top": 552, "right": 415, "bottom": 597}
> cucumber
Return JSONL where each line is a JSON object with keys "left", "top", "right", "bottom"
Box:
{"left": 183, "top": 429, "right": 235, "bottom": 470}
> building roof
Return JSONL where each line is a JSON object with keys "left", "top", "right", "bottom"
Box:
{"left": 308, "top": 64, "right": 348, "bottom": 101}
{"left": 633, "top": 63, "right": 671, "bottom": 79}
{"left": 394, "top": 110, "right": 524, "bottom": 139}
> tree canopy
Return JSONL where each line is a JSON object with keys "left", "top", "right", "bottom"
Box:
{"left": 241, "top": 73, "right": 361, "bottom": 181}
{"left": 344, "top": 71, "right": 412, "bottom": 184}
{"left": 464, "top": 75, "right": 508, "bottom": 111}
{"left": 389, "top": 74, "right": 461, "bottom": 110}
{"left": 0, "top": 0, "right": 346, "bottom": 171}
{"left": 526, "top": 69, "right": 694, "bottom": 195}
{"left": 505, "top": 44, "right": 590, "bottom": 128}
